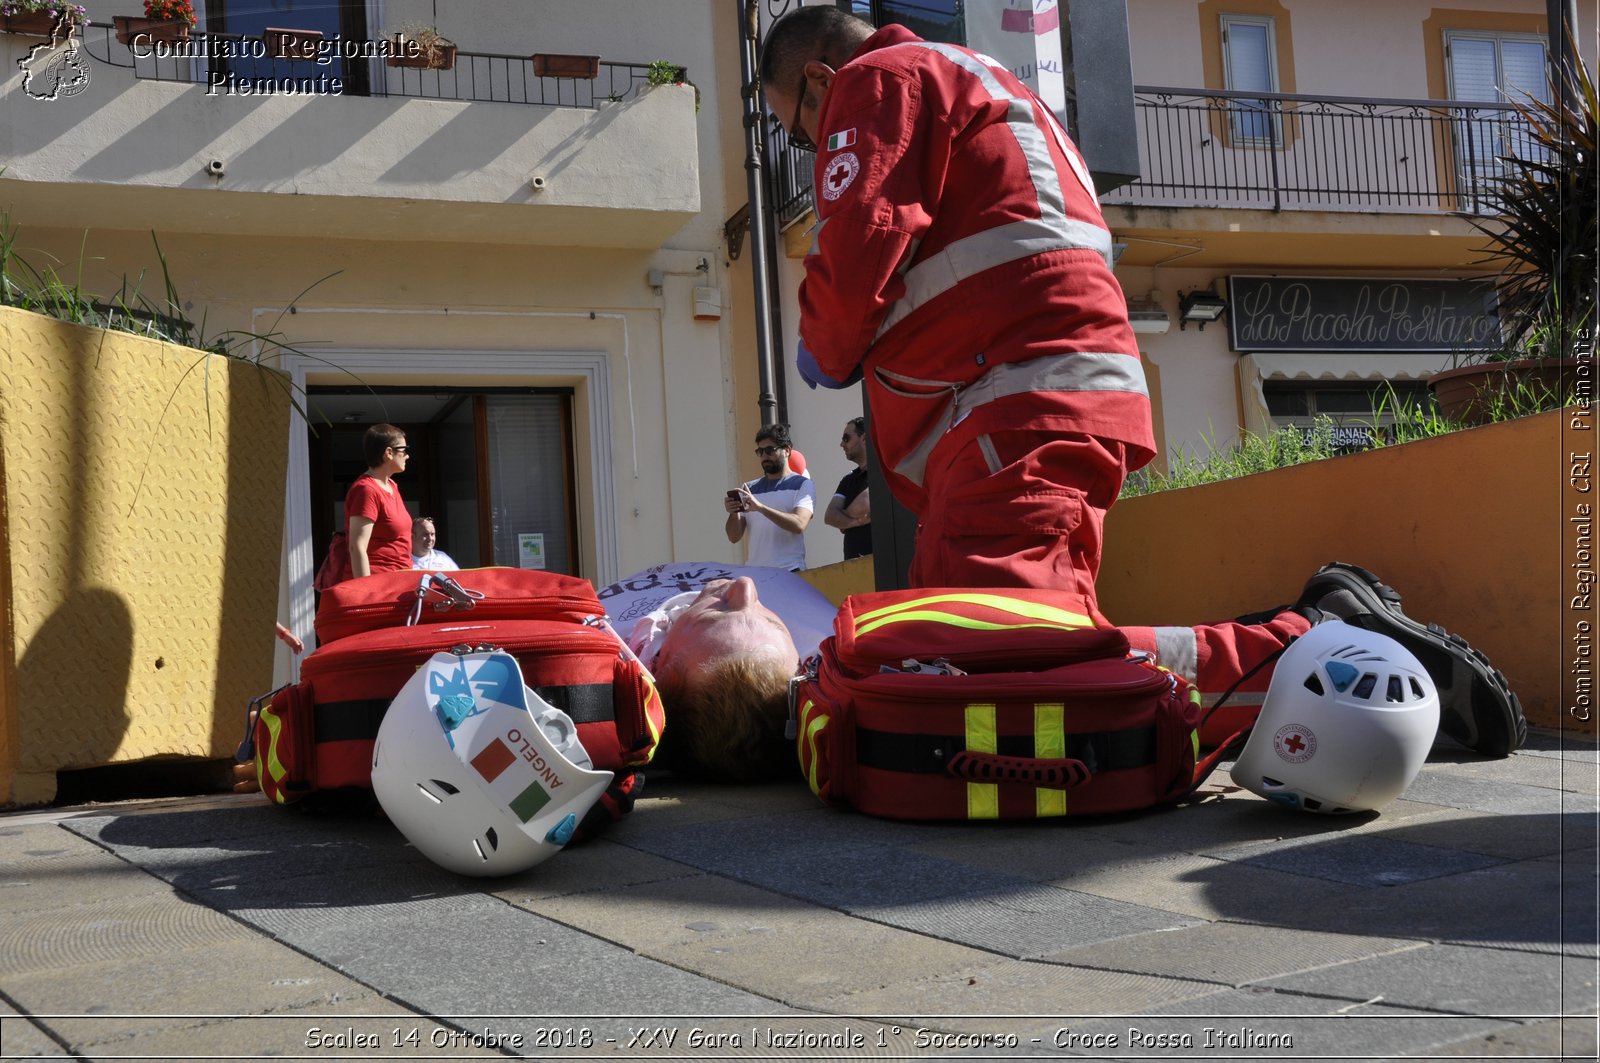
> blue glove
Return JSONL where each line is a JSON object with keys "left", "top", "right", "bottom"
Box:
{"left": 796, "top": 338, "right": 863, "bottom": 390}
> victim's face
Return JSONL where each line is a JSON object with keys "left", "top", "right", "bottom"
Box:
{"left": 653, "top": 577, "right": 798, "bottom": 687}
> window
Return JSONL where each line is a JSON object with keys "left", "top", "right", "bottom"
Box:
{"left": 1221, "top": 14, "right": 1279, "bottom": 145}
{"left": 848, "top": 0, "right": 965, "bottom": 45}
{"left": 1264, "top": 382, "right": 1435, "bottom": 453}
{"left": 204, "top": 0, "right": 371, "bottom": 95}
{"left": 1446, "top": 31, "right": 1550, "bottom": 209}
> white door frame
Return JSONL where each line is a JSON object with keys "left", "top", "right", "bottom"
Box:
{"left": 277, "top": 346, "right": 619, "bottom": 671}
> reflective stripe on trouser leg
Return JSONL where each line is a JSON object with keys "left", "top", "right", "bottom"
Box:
{"left": 1153, "top": 626, "right": 1199, "bottom": 685}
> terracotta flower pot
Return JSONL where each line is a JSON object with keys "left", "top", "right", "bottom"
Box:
{"left": 3, "top": 10, "right": 77, "bottom": 36}
{"left": 386, "top": 32, "right": 455, "bottom": 70}
{"left": 1428, "top": 357, "right": 1577, "bottom": 425}
{"left": 114, "top": 14, "right": 190, "bottom": 45}
{"left": 532, "top": 52, "right": 599, "bottom": 79}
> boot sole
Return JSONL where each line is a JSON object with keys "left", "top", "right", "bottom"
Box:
{"left": 1305, "top": 562, "right": 1527, "bottom": 757}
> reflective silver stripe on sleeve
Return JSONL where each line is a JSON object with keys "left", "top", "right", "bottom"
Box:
{"left": 865, "top": 43, "right": 1111, "bottom": 341}
{"left": 1153, "top": 626, "right": 1199, "bottom": 685}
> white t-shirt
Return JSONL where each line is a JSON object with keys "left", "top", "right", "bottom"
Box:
{"left": 411, "top": 548, "right": 459, "bottom": 571}
{"left": 739, "top": 473, "right": 815, "bottom": 570}
{"left": 595, "top": 562, "right": 837, "bottom": 667}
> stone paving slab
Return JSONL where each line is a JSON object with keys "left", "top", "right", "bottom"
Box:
{"left": 1, "top": 937, "right": 377, "bottom": 1022}
{"left": 0, "top": 893, "right": 265, "bottom": 979}
{"left": 0, "top": 823, "right": 183, "bottom": 915}
{"left": 807, "top": 959, "right": 1220, "bottom": 1023}
{"left": 526, "top": 871, "right": 1000, "bottom": 1006}
{"left": 1039, "top": 987, "right": 1517, "bottom": 1060}
{"left": 1259, "top": 941, "right": 1594, "bottom": 1017}
{"left": 1269, "top": 855, "right": 1598, "bottom": 957}
{"left": 1232, "top": 832, "right": 1509, "bottom": 886}
{"left": 1400, "top": 767, "right": 1599, "bottom": 816}
{"left": 1035, "top": 921, "right": 1429, "bottom": 987}
{"left": 852, "top": 882, "right": 1200, "bottom": 957}
{"left": 1427, "top": 1014, "right": 1600, "bottom": 1059}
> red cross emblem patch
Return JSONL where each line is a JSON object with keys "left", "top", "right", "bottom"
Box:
{"left": 821, "top": 151, "right": 861, "bottom": 202}
{"left": 1272, "top": 723, "right": 1317, "bottom": 764}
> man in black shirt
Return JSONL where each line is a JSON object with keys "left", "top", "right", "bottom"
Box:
{"left": 824, "top": 417, "right": 872, "bottom": 559}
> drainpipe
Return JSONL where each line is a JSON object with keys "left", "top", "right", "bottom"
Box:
{"left": 1547, "top": 0, "right": 1578, "bottom": 110}
{"left": 737, "top": 0, "right": 780, "bottom": 427}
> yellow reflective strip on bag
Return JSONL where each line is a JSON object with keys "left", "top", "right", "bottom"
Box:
{"left": 259, "top": 705, "right": 289, "bottom": 804}
{"left": 1034, "top": 702, "right": 1067, "bottom": 817}
{"left": 964, "top": 704, "right": 999, "bottom": 819}
{"left": 854, "top": 592, "right": 1092, "bottom": 631}
{"left": 801, "top": 700, "right": 830, "bottom": 798}
{"left": 857, "top": 609, "right": 1077, "bottom": 638}
{"left": 1191, "top": 728, "right": 1200, "bottom": 763}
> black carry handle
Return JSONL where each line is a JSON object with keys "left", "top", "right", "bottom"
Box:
{"left": 946, "top": 750, "right": 1093, "bottom": 788}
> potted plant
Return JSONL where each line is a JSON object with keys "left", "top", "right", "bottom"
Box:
{"left": 387, "top": 22, "right": 455, "bottom": 70}
{"left": 1429, "top": 40, "right": 1597, "bottom": 424}
{"left": 1, "top": 0, "right": 87, "bottom": 38}
{"left": 532, "top": 52, "right": 600, "bottom": 79}
{"left": 114, "top": 0, "right": 194, "bottom": 45}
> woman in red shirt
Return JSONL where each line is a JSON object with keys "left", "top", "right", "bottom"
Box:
{"left": 345, "top": 423, "right": 413, "bottom": 578}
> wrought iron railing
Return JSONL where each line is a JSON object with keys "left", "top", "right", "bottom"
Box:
{"left": 1105, "top": 86, "right": 1532, "bottom": 214}
{"left": 762, "top": 86, "right": 1533, "bottom": 222}
{"left": 767, "top": 118, "right": 816, "bottom": 230}
{"left": 73, "top": 22, "right": 669, "bottom": 108}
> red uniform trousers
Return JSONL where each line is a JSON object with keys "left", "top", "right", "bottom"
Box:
{"left": 909, "top": 428, "right": 1313, "bottom": 745}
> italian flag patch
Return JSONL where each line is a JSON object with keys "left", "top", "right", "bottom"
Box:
{"left": 827, "top": 128, "right": 856, "bottom": 151}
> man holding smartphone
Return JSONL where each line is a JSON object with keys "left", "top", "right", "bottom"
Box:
{"left": 725, "top": 423, "right": 815, "bottom": 571}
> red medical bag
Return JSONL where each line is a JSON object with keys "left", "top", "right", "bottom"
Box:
{"left": 793, "top": 588, "right": 1215, "bottom": 821}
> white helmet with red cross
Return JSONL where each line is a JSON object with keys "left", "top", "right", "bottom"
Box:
{"left": 1230, "top": 620, "right": 1439, "bottom": 814}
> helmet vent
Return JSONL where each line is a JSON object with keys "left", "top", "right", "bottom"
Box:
{"left": 417, "top": 783, "right": 443, "bottom": 805}
{"left": 1260, "top": 775, "right": 1285, "bottom": 788}
{"left": 484, "top": 827, "right": 499, "bottom": 851}
{"left": 1353, "top": 673, "right": 1378, "bottom": 700}
{"left": 1303, "top": 673, "right": 1325, "bottom": 696}
{"left": 1410, "top": 677, "right": 1425, "bottom": 699}
{"left": 1386, "top": 676, "right": 1405, "bottom": 702}
{"left": 1302, "top": 797, "right": 1323, "bottom": 811}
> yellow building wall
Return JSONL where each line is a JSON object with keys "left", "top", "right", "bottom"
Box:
{"left": 0, "top": 307, "right": 290, "bottom": 805}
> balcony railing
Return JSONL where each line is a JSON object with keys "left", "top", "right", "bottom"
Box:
{"left": 763, "top": 86, "right": 1533, "bottom": 222}
{"left": 1105, "top": 86, "right": 1532, "bottom": 214}
{"left": 74, "top": 22, "right": 668, "bottom": 108}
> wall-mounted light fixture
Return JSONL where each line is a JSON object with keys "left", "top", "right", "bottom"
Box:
{"left": 1178, "top": 289, "right": 1228, "bottom": 330}
{"left": 1125, "top": 290, "right": 1170, "bottom": 335}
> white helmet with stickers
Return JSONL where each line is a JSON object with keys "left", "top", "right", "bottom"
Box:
{"left": 372, "top": 650, "right": 613, "bottom": 876}
{"left": 1230, "top": 620, "right": 1439, "bottom": 814}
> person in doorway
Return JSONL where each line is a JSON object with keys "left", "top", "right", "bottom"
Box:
{"left": 347, "top": 424, "right": 413, "bottom": 579}
{"left": 597, "top": 562, "right": 837, "bottom": 783}
{"left": 824, "top": 416, "right": 872, "bottom": 559}
{"left": 410, "top": 517, "right": 459, "bottom": 571}
{"left": 725, "top": 424, "right": 816, "bottom": 571}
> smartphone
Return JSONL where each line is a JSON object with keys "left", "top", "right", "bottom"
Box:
{"left": 727, "top": 489, "right": 745, "bottom": 510}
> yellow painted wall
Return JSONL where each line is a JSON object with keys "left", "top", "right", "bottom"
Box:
{"left": 1099, "top": 409, "right": 1593, "bottom": 736}
{"left": 0, "top": 307, "right": 290, "bottom": 805}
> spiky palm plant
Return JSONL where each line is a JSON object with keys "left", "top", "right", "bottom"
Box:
{"left": 1472, "top": 41, "right": 1596, "bottom": 359}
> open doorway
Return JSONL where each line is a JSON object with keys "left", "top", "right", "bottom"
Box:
{"left": 306, "top": 386, "right": 580, "bottom": 576}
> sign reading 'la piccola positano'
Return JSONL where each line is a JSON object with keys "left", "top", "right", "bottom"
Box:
{"left": 1228, "top": 276, "right": 1501, "bottom": 353}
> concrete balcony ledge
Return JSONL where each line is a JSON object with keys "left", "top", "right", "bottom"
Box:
{"left": 0, "top": 36, "right": 699, "bottom": 248}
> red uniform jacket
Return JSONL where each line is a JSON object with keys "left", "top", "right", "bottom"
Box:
{"left": 800, "top": 26, "right": 1155, "bottom": 513}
